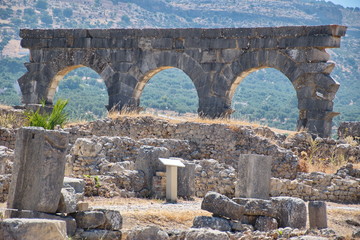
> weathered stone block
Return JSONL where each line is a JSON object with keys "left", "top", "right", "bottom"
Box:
{"left": 192, "top": 216, "right": 231, "bottom": 232}
{"left": 201, "top": 192, "right": 244, "bottom": 220}
{"left": 75, "top": 229, "right": 122, "bottom": 240}
{"left": 236, "top": 154, "right": 273, "bottom": 199}
{"left": 63, "top": 177, "right": 85, "bottom": 194}
{"left": 308, "top": 201, "right": 327, "bottom": 229}
{"left": 7, "top": 127, "right": 69, "bottom": 213}
{"left": 126, "top": 226, "right": 169, "bottom": 240}
{"left": 73, "top": 211, "right": 106, "bottom": 229}
{"left": 185, "top": 228, "right": 230, "bottom": 240}
{"left": 230, "top": 220, "right": 254, "bottom": 232}
{"left": 134, "top": 146, "right": 170, "bottom": 194}
{"left": 271, "top": 196, "right": 307, "bottom": 229}
{"left": 255, "top": 216, "right": 278, "bottom": 232}
{"left": 178, "top": 160, "right": 195, "bottom": 199}
{"left": 77, "top": 201, "right": 89, "bottom": 212}
{"left": 97, "top": 209, "right": 123, "bottom": 231}
{"left": 57, "top": 187, "right": 77, "bottom": 214}
{"left": 4, "top": 209, "right": 76, "bottom": 236}
{"left": 233, "top": 198, "right": 275, "bottom": 217}
{"left": 0, "top": 218, "right": 67, "bottom": 240}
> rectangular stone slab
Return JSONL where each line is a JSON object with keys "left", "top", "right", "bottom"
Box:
{"left": 7, "top": 127, "right": 69, "bottom": 213}
{"left": 236, "top": 154, "right": 273, "bottom": 199}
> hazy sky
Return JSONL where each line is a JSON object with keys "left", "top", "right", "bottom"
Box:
{"left": 327, "top": 0, "right": 360, "bottom": 8}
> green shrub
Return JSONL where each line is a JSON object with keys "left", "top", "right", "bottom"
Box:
{"left": 25, "top": 99, "right": 69, "bottom": 130}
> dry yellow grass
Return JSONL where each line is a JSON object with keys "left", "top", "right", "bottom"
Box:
{"left": 107, "top": 110, "right": 297, "bottom": 135}
{"left": 0, "top": 104, "right": 12, "bottom": 110}
{"left": 87, "top": 197, "right": 359, "bottom": 240}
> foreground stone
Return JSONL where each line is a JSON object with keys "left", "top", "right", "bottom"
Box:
{"left": 233, "top": 198, "right": 275, "bottom": 217}
{"left": 185, "top": 228, "right": 230, "bottom": 240}
{"left": 73, "top": 211, "right": 106, "bottom": 229}
{"left": 272, "top": 197, "right": 307, "bottom": 229}
{"left": 192, "top": 216, "right": 231, "bottom": 232}
{"left": 74, "top": 229, "right": 122, "bottom": 240}
{"left": 126, "top": 225, "right": 169, "bottom": 240}
{"left": 96, "top": 209, "right": 123, "bottom": 230}
{"left": 255, "top": 216, "right": 278, "bottom": 232}
{"left": 57, "top": 187, "right": 77, "bottom": 214}
{"left": 5, "top": 209, "right": 76, "bottom": 236}
{"left": 0, "top": 218, "right": 67, "bottom": 240}
{"left": 201, "top": 192, "right": 244, "bottom": 220}
{"left": 7, "top": 127, "right": 69, "bottom": 213}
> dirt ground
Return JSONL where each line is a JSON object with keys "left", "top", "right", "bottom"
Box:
{"left": 88, "top": 197, "right": 360, "bottom": 239}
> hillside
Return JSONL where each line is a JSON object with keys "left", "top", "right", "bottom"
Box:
{"left": 0, "top": 0, "right": 359, "bottom": 131}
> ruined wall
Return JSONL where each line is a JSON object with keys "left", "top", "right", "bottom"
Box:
{"left": 65, "top": 117, "right": 298, "bottom": 179}
{"left": 271, "top": 165, "right": 360, "bottom": 203}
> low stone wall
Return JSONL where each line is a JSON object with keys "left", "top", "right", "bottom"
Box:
{"left": 270, "top": 165, "right": 360, "bottom": 203}
{"left": 66, "top": 136, "right": 191, "bottom": 177}
{"left": 282, "top": 132, "right": 360, "bottom": 165}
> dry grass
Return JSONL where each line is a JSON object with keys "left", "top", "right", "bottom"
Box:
{"left": 107, "top": 110, "right": 297, "bottom": 135}
{"left": 327, "top": 202, "right": 360, "bottom": 238}
{"left": 87, "top": 197, "right": 359, "bottom": 240}
{"left": 0, "top": 104, "right": 12, "bottom": 110}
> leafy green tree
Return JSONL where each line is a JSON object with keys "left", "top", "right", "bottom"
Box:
{"left": 63, "top": 8, "right": 73, "bottom": 18}
{"left": 53, "top": 8, "right": 62, "bottom": 18}
{"left": 0, "top": 8, "right": 13, "bottom": 20}
{"left": 41, "top": 14, "right": 53, "bottom": 25}
{"left": 35, "top": 0, "right": 48, "bottom": 10}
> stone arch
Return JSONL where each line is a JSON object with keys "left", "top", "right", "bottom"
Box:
{"left": 131, "top": 51, "right": 206, "bottom": 109}
{"left": 231, "top": 67, "right": 298, "bottom": 129}
{"left": 227, "top": 50, "right": 301, "bottom": 102}
{"left": 18, "top": 50, "right": 114, "bottom": 106}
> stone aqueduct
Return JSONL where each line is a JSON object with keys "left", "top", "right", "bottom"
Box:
{"left": 18, "top": 25, "right": 347, "bottom": 137}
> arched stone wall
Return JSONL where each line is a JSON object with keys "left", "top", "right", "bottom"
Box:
{"left": 18, "top": 25, "right": 347, "bottom": 137}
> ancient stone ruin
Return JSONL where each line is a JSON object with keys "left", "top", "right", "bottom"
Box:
{"left": 18, "top": 25, "right": 347, "bottom": 137}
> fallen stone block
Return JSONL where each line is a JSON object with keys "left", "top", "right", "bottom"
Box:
{"left": 63, "top": 177, "right": 85, "bottom": 194}
{"left": 192, "top": 216, "right": 231, "bottom": 232}
{"left": 77, "top": 201, "right": 89, "bottom": 211}
{"left": 0, "top": 218, "right": 67, "bottom": 240}
{"left": 230, "top": 220, "right": 254, "bottom": 232}
{"left": 4, "top": 209, "right": 76, "bottom": 236}
{"left": 74, "top": 229, "right": 122, "bottom": 240}
{"left": 126, "top": 225, "right": 169, "bottom": 240}
{"left": 201, "top": 192, "right": 244, "bottom": 220}
{"left": 57, "top": 186, "right": 77, "bottom": 214}
{"left": 255, "top": 216, "right": 278, "bottom": 232}
{"left": 233, "top": 198, "right": 276, "bottom": 217}
{"left": 73, "top": 211, "right": 106, "bottom": 229}
{"left": 97, "top": 209, "right": 123, "bottom": 230}
{"left": 185, "top": 228, "right": 230, "bottom": 240}
{"left": 272, "top": 196, "right": 307, "bottom": 229}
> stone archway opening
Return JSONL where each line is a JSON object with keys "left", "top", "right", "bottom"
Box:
{"left": 53, "top": 66, "right": 108, "bottom": 121}
{"left": 230, "top": 67, "right": 298, "bottom": 131}
{"left": 138, "top": 68, "right": 199, "bottom": 117}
